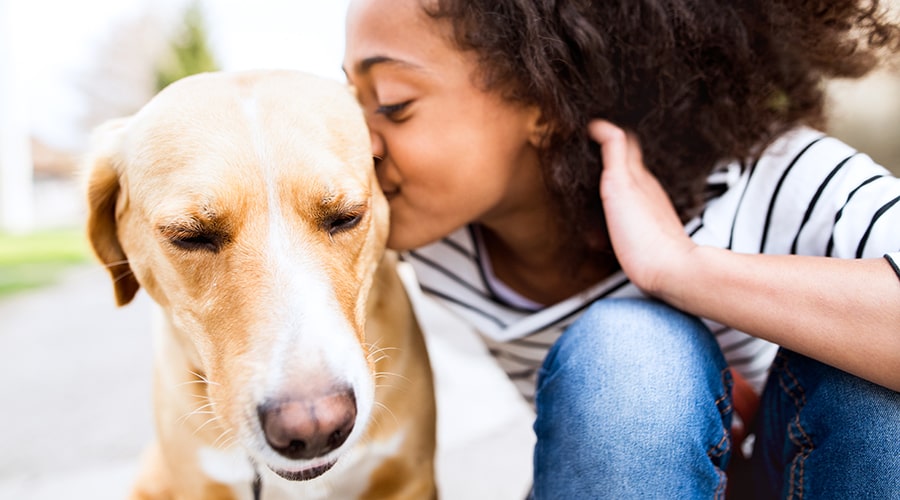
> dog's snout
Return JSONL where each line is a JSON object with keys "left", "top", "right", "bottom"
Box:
{"left": 258, "top": 388, "right": 357, "bottom": 460}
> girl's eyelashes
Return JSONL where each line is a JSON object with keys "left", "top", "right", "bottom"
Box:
{"left": 375, "top": 100, "right": 412, "bottom": 122}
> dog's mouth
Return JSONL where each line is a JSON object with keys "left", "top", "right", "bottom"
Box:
{"left": 269, "top": 459, "right": 337, "bottom": 481}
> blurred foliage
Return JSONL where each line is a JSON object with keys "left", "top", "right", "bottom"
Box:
{"left": 155, "top": 2, "right": 219, "bottom": 91}
{"left": 0, "top": 229, "right": 91, "bottom": 297}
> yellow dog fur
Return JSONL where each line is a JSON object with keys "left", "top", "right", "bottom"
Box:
{"left": 85, "top": 71, "right": 437, "bottom": 499}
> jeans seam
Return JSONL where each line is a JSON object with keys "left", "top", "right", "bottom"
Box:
{"left": 708, "top": 431, "right": 729, "bottom": 458}
{"left": 714, "top": 394, "right": 733, "bottom": 413}
{"left": 716, "top": 367, "right": 734, "bottom": 410}
{"left": 709, "top": 368, "right": 732, "bottom": 500}
{"left": 778, "top": 355, "right": 814, "bottom": 500}
{"left": 708, "top": 368, "right": 732, "bottom": 460}
{"left": 714, "top": 467, "right": 727, "bottom": 500}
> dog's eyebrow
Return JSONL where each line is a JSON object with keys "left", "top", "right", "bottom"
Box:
{"left": 319, "top": 193, "right": 367, "bottom": 214}
{"left": 158, "top": 209, "right": 230, "bottom": 234}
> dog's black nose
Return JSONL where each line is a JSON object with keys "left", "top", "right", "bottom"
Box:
{"left": 257, "top": 388, "right": 357, "bottom": 460}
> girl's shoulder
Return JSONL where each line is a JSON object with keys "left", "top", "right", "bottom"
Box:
{"left": 759, "top": 127, "right": 851, "bottom": 166}
{"left": 708, "top": 126, "right": 894, "bottom": 194}
{"left": 697, "top": 126, "right": 899, "bottom": 258}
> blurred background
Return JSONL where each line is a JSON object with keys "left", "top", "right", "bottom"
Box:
{"left": 0, "top": 0, "right": 349, "bottom": 235}
{"left": 0, "top": 0, "right": 898, "bottom": 499}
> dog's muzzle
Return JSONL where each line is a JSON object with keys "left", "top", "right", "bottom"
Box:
{"left": 257, "top": 386, "right": 356, "bottom": 480}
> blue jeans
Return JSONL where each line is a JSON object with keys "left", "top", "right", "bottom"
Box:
{"left": 531, "top": 298, "right": 900, "bottom": 499}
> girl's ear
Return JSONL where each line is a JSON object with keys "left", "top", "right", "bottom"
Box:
{"left": 526, "top": 106, "right": 551, "bottom": 148}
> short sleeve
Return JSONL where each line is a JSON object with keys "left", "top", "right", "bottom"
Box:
{"left": 885, "top": 252, "right": 900, "bottom": 281}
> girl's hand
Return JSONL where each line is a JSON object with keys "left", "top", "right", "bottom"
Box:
{"left": 590, "top": 120, "right": 764, "bottom": 434}
{"left": 588, "top": 120, "right": 696, "bottom": 299}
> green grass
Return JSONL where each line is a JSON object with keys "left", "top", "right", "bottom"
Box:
{"left": 0, "top": 228, "right": 92, "bottom": 297}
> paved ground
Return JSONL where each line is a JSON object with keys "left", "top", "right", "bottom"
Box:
{"left": 0, "top": 262, "right": 535, "bottom": 499}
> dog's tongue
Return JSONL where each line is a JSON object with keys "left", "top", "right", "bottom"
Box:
{"left": 271, "top": 460, "right": 337, "bottom": 481}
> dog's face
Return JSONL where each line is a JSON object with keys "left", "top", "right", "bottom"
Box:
{"left": 86, "top": 71, "right": 389, "bottom": 480}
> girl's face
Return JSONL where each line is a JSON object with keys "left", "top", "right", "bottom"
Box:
{"left": 343, "top": 0, "right": 547, "bottom": 251}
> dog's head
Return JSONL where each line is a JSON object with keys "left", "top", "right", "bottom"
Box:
{"left": 85, "top": 71, "right": 389, "bottom": 481}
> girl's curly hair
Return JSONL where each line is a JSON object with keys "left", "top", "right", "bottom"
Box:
{"left": 427, "top": 0, "right": 900, "bottom": 262}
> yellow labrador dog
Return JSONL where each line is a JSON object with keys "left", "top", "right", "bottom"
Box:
{"left": 85, "top": 71, "right": 436, "bottom": 499}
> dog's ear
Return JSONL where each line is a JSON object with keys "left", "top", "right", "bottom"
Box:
{"left": 84, "top": 117, "right": 140, "bottom": 306}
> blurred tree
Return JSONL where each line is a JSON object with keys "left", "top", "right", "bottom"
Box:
{"left": 73, "top": 9, "right": 168, "bottom": 143}
{"left": 155, "top": 1, "right": 219, "bottom": 92}
{"left": 75, "top": 1, "right": 219, "bottom": 147}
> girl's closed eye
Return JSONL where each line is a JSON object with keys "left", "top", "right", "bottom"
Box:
{"left": 376, "top": 100, "right": 413, "bottom": 122}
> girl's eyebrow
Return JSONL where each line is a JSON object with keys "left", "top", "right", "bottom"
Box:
{"left": 349, "top": 55, "right": 424, "bottom": 75}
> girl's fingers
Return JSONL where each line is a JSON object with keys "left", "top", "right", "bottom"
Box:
{"left": 588, "top": 120, "right": 629, "bottom": 175}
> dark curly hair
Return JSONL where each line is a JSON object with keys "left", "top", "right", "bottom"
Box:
{"left": 426, "top": 0, "right": 900, "bottom": 263}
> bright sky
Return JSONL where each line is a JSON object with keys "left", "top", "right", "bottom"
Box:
{"left": 5, "top": 0, "right": 350, "bottom": 150}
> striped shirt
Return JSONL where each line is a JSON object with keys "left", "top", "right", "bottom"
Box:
{"left": 405, "top": 127, "right": 900, "bottom": 403}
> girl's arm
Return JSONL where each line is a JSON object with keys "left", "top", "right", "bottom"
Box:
{"left": 590, "top": 120, "right": 900, "bottom": 392}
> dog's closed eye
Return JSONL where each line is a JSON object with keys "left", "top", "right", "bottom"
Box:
{"left": 322, "top": 211, "right": 364, "bottom": 235}
{"left": 169, "top": 231, "right": 226, "bottom": 253}
{"left": 160, "top": 220, "right": 230, "bottom": 253}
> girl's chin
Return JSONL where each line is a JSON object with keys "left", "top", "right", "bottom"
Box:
{"left": 387, "top": 225, "right": 447, "bottom": 252}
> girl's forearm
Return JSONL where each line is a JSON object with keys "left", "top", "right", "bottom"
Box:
{"left": 660, "top": 247, "right": 900, "bottom": 392}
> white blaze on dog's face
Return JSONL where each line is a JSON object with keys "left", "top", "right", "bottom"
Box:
{"left": 86, "top": 71, "right": 389, "bottom": 479}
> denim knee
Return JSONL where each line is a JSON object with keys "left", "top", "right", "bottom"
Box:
{"left": 752, "top": 349, "right": 900, "bottom": 499}
{"left": 532, "top": 298, "right": 733, "bottom": 499}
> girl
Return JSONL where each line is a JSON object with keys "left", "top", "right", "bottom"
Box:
{"left": 343, "top": 0, "right": 900, "bottom": 497}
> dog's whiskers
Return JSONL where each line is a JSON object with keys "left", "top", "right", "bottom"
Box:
{"left": 100, "top": 258, "right": 132, "bottom": 270}
{"left": 369, "top": 354, "right": 390, "bottom": 366}
{"left": 111, "top": 268, "right": 136, "bottom": 286}
{"left": 364, "top": 342, "right": 399, "bottom": 354}
{"left": 219, "top": 437, "right": 237, "bottom": 450}
{"left": 177, "top": 401, "right": 217, "bottom": 424}
{"left": 193, "top": 414, "right": 224, "bottom": 436}
{"left": 365, "top": 344, "right": 399, "bottom": 356}
{"left": 374, "top": 370, "right": 409, "bottom": 384}
{"left": 366, "top": 345, "right": 401, "bottom": 368}
{"left": 178, "top": 410, "right": 216, "bottom": 426}
{"left": 187, "top": 370, "right": 221, "bottom": 386}
{"left": 212, "top": 427, "right": 235, "bottom": 449}
{"left": 372, "top": 400, "right": 399, "bottom": 426}
{"left": 190, "top": 401, "right": 216, "bottom": 411}
{"left": 179, "top": 379, "right": 212, "bottom": 388}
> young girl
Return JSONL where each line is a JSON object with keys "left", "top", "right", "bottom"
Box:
{"left": 343, "top": 0, "right": 900, "bottom": 497}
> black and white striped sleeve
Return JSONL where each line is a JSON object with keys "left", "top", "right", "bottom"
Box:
{"left": 711, "top": 129, "right": 900, "bottom": 261}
